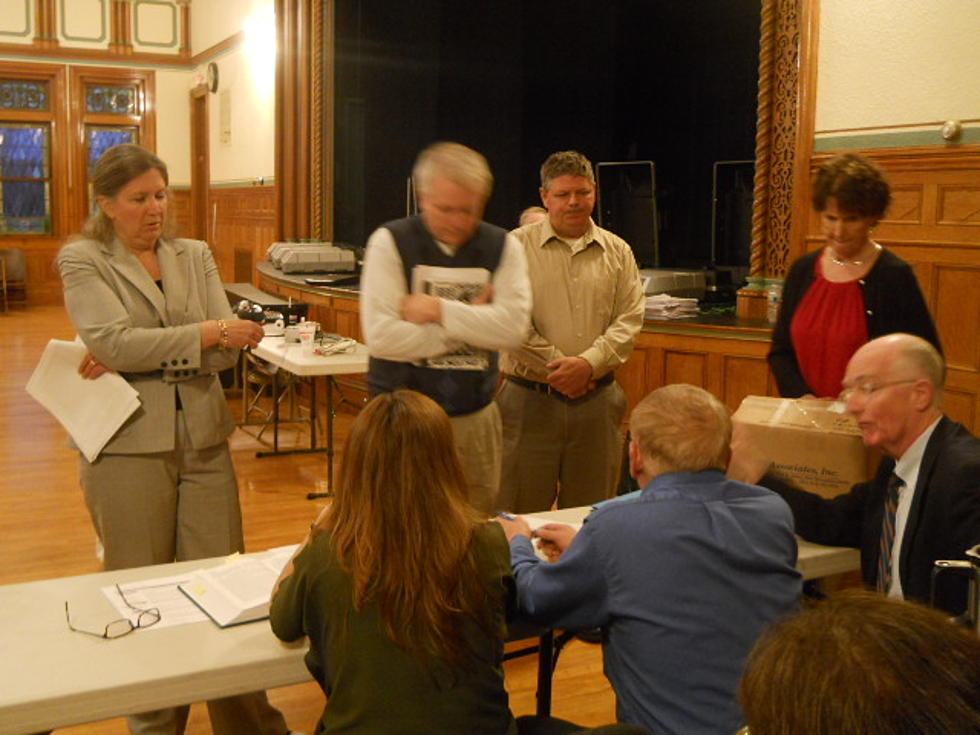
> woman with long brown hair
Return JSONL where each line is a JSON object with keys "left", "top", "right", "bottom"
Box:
{"left": 270, "top": 389, "right": 516, "bottom": 733}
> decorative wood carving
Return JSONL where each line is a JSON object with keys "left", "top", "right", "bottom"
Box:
{"left": 751, "top": 0, "right": 801, "bottom": 278}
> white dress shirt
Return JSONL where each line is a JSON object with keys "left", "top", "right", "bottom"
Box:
{"left": 360, "top": 225, "right": 531, "bottom": 362}
{"left": 888, "top": 416, "right": 942, "bottom": 599}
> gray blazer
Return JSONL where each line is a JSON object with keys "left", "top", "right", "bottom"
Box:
{"left": 58, "top": 237, "right": 238, "bottom": 454}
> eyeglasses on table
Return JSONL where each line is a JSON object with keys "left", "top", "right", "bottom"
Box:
{"left": 65, "top": 584, "right": 161, "bottom": 639}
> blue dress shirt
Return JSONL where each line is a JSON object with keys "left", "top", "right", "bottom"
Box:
{"left": 510, "top": 470, "right": 802, "bottom": 735}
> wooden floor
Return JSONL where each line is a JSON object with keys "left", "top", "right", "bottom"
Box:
{"left": 0, "top": 305, "right": 616, "bottom": 733}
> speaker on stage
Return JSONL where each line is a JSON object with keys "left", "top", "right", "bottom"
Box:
{"left": 596, "top": 161, "right": 659, "bottom": 268}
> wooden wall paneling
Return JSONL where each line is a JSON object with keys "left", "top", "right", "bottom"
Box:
{"left": 615, "top": 345, "right": 648, "bottom": 414}
{"left": 331, "top": 295, "right": 362, "bottom": 341}
{"left": 719, "top": 354, "right": 774, "bottom": 411}
{"left": 663, "top": 350, "right": 709, "bottom": 389}
{"left": 169, "top": 189, "right": 191, "bottom": 237}
{"left": 208, "top": 186, "right": 276, "bottom": 285}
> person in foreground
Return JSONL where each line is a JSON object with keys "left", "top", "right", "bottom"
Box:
{"left": 739, "top": 590, "right": 980, "bottom": 735}
{"left": 270, "top": 389, "right": 516, "bottom": 734}
{"left": 57, "top": 144, "right": 289, "bottom": 735}
{"left": 270, "top": 390, "right": 648, "bottom": 735}
{"left": 361, "top": 141, "right": 530, "bottom": 513}
{"left": 768, "top": 153, "right": 940, "bottom": 399}
{"left": 732, "top": 333, "right": 980, "bottom": 616}
{"left": 497, "top": 384, "right": 802, "bottom": 735}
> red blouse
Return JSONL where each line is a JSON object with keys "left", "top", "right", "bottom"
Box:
{"left": 789, "top": 258, "right": 869, "bottom": 399}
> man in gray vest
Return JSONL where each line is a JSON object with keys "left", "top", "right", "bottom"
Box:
{"left": 360, "top": 142, "right": 531, "bottom": 513}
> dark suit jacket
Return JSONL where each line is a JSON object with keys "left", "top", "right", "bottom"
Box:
{"left": 761, "top": 416, "right": 980, "bottom": 614}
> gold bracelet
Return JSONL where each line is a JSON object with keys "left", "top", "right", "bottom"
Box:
{"left": 217, "top": 319, "right": 231, "bottom": 349}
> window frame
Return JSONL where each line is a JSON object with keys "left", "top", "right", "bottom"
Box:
{"left": 0, "top": 61, "right": 68, "bottom": 236}
{"left": 70, "top": 66, "right": 156, "bottom": 230}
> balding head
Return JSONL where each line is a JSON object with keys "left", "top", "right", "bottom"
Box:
{"left": 842, "top": 334, "right": 945, "bottom": 458}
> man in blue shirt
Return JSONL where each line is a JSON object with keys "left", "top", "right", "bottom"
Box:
{"left": 497, "top": 384, "right": 801, "bottom": 735}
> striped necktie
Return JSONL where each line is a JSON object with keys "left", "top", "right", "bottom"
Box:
{"left": 876, "top": 473, "right": 904, "bottom": 593}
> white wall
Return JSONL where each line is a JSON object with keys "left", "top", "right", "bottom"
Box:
{"left": 816, "top": 0, "right": 980, "bottom": 133}
{"left": 156, "top": 69, "right": 193, "bottom": 185}
{"left": 189, "top": 0, "right": 276, "bottom": 184}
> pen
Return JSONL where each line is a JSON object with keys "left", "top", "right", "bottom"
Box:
{"left": 495, "top": 512, "right": 517, "bottom": 520}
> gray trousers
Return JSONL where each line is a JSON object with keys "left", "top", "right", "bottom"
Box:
{"left": 496, "top": 379, "right": 626, "bottom": 513}
{"left": 78, "top": 412, "right": 288, "bottom": 735}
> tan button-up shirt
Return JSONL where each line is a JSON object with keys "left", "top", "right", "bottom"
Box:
{"left": 501, "top": 218, "right": 645, "bottom": 382}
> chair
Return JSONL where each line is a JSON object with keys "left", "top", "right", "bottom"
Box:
{"left": 0, "top": 248, "right": 28, "bottom": 313}
{"left": 239, "top": 351, "right": 302, "bottom": 443}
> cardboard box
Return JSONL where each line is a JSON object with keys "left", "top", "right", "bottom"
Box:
{"left": 732, "top": 396, "right": 880, "bottom": 498}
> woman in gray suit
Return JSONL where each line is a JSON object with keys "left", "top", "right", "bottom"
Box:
{"left": 57, "top": 144, "right": 293, "bottom": 735}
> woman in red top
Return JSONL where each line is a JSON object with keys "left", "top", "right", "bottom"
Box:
{"left": 768, "top": 154, "right": 941, "bottom": 399}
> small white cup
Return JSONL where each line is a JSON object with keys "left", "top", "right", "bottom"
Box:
{"left": 298, "top": 321, "right": 319, "bottom": 354}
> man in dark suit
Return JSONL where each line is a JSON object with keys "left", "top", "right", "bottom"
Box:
{"left": 731, "top": 333, "right": 980, "bottom": 615}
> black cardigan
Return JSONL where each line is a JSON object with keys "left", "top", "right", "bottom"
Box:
{"left": 767, "top": 248, "right": 942, "bottom": 397}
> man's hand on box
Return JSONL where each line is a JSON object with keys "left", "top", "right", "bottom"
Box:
{"left": 727, "top": 422, "right": 772, "bottom": 485}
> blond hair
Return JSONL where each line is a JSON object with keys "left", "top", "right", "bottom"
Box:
{"left": 318, "top": 390, "right": 502, "bottom": 667}
{"left": 629, "top": 384, "right": 731, "bottom": 472}
{"left": 413, "top": 141, "right": 493, "bottom": 198}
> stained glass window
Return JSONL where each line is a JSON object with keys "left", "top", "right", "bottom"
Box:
{"left": 85, "top": 85, "right": 137, "bottom": 115}
{"left": 85, "top": 126, "right": 138, "bottom": 214}
{"left": 0, "top": 80, "right": 48, "bottom": 111}
{"left": 0, "top": 124, "right": 51, "bottom": 234}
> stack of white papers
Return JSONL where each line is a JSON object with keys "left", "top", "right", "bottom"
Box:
{"left": 26, "top": 339, "right": 140, "bottom": 462}
{"left": 644, "top": 294, "right": 700, "bottom": 320}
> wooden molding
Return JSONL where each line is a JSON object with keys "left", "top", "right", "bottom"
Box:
{"left": 189, "top": 31, "right": 244, "bottom": 67}
{"left": 109, "top": 0, "right": 134, "bottom": 55}
{"left": 0, "top": 41, "right": 192, "bottom": 67}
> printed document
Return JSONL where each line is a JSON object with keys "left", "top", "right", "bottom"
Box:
{"left": 26, "top": 339, "right": 140, "bottom": 462}
{"left": 411, "top": 265, "right": 491, "bottom": 371}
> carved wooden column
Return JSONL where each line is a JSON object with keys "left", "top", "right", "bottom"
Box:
{"left": 109, "top": 0, "right": 134, "bottom": 55}
{"left": 740, "top": 0, "right": 803, "bottom": 317}
{"left": 276, "top": 0, "right": 316, "bottom": 241}
{"left": 33, "top": 0, "right": 58, "bottom": 50}
{"left": 750, "top": 0, "right": 800, "bottom": 279}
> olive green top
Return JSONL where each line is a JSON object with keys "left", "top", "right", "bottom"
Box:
{"left": 270, "top": 522, "right": 517, "bottom": 735}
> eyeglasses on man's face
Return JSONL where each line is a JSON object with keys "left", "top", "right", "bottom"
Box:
{"left": 838, "top": 378, "right": 917, "bottom": 404}
{"left": 65, "top": 584, "right": 161, "bottom": 639}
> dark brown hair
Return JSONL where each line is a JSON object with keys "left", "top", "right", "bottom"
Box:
{"left": 740, "top": 590, "right": 980, "bottom": 734}
{"left": 317, "top": 390, "right": 503, "bottom": 668}
{"left": 811, "top": 153, "right": 890, "bottom": 219}
{"left": 80, "top": 143, "right": 175, "bottom": 243}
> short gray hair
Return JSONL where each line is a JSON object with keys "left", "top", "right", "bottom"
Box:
{"left": 883, "top": 334, "right": 946, "bottom": 404}
{"left": 413, "top": 142, "right": 493, "bottom": 198}
{"left": 630, "top": 384, "right": 731, "bottom": 473}
{"left": 540, "top": 150, "right": 595, "bottom": 190}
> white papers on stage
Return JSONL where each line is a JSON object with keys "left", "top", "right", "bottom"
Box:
{"left": 644, "top": 294, "right": 700, "bottom": 320}
{"left": 26, "top": 339, "right": 140, "bottom": 462}
{"left": 411, "top": 265, "right": 491, "bottom": 371}
{"left": 178, "top": 545, "right": 298, "bottom": 628}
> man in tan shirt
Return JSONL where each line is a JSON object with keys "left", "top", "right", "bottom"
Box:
{"left": 497, "top": 150, "right": 645, "bottom": 512}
